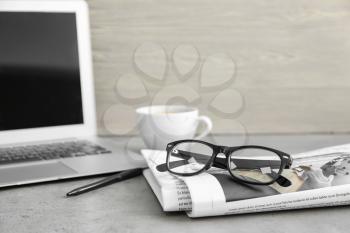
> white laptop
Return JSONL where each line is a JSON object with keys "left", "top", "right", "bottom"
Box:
{"left": 0, "top": 0, "right": 144, "bottom": 188}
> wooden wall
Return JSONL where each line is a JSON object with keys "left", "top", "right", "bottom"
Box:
{"left": 86, "top": 0, "right": 350, "bottom": 135}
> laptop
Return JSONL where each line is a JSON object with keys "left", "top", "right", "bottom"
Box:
{"left": 0, "top": 0, "right": 144, "bottom": 188}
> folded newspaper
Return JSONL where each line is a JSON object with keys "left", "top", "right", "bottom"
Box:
{"left": 142, "top": 144, "right": 350, "bottom": 217}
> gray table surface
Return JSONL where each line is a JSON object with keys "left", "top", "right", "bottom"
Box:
{"left": 1, "top": 134, "right": 350, "bottom": 233}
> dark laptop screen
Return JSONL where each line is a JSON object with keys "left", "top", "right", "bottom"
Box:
{"left": 0, "top": 12, "right": 84, "bottom": 131}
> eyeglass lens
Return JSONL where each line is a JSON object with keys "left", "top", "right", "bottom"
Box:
{"left": 228, "top": 148, "right": 282, "bottom": 183}
{"left": 167, "top": 142, "right": 213, "bottom": 174}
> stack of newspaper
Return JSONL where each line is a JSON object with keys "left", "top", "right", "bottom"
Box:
{"left": 142, "top": 144, "right": 350, "bottom": 217}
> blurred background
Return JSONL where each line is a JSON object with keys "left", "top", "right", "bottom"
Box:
{"left": 88, "top": 0, "right": 350, "bottom": 136}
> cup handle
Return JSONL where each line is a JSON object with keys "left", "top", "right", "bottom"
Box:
{"left": 194, "top": 116, "right": 213, "bottom": 140}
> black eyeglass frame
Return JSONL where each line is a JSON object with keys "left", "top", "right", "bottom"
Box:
{"left": 166, "top": 139, "right": 293, "bottom": 185}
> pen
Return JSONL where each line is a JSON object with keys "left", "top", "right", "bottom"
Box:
{"left": 66, "top": 168, "right": 144, "bottom": 197}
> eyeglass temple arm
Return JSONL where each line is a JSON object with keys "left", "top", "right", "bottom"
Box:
{"left": 172, "top": 150, "right": 227, "bottom": 169}
{"left": 175, "top": 150, "right": 282, "bottom": 170}
{"left": 172, "top": 150, "right": 291, "bottom": 187}
{"left": 212, "top": 158, "right": 287, "bottom": 185}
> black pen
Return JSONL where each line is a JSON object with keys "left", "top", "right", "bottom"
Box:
{"left": 66, "top": 168, "right": 144, "bottom": 197}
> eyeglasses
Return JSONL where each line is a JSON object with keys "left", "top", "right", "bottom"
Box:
{"left": 166, "top": 140, "right": 293, "bottom": 186}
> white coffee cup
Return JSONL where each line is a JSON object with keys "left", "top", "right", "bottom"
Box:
{"left": 136, "top": 105, "right": 213, "bottom": 150}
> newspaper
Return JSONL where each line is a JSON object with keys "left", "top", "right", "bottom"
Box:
{"left": 142, "top": 144, "right": 350, "bottom": 218}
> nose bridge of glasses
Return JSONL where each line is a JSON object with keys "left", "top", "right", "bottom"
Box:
{"left": 210, "top": 146, "right": 230, "bottom": 170}
{"left": 217, "top": 146, "right": 230, "bottom": 154}
{"left": 211, "top": 152, "right": 228, "bottom": 169}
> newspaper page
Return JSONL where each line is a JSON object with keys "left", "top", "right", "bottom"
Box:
{"left": 142, "top": 144, "right": 350, "bottom": 217}
{"left": 142, "top": 151, "right": 192, "bottom": 211}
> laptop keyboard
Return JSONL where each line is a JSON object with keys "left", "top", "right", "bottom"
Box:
{"left": 0, "top": 140, "right": 112, "bottom": 165}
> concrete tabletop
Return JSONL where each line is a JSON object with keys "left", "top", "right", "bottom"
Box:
{"left": 1, "top": 134, "right": 350, "bottom": 233}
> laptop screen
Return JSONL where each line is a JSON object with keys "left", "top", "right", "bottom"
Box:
{"left": 0, "top": 12, "right": 84, "bottom": 131}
